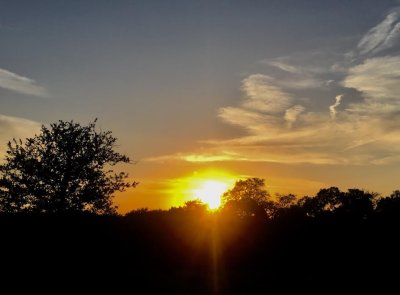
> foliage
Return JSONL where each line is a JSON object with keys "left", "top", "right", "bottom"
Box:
{"left": 222, "top": 178, "right": 273, "bottom": 217}
{"left": 297, "top": 187, "right": 343, "bottom": 217}
{"left": 0, "top": 119, "right": 136, "bottom": 214}
{"left": 276, "top": 193, "right": 297, "bottom": 208}
{"left": 376, "top": 190, "right": 400, "bottom": 215}
{"left": 220, "top": 181, "right": 379, "bottom": 220}
{"left": 297, "top": 187, "right": 377, "bottom": 218}
{"left": 338, "top": 188, "right": 376, "bottom": 217}
{"left": 183, "top": 199, "right": 208, "bottom": 212}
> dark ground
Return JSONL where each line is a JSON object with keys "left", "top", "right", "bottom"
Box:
{"left": 1, "top": 210, "right": 399, "bottom": 294}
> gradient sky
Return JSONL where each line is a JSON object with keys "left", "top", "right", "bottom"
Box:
{"left": 2, "top": 0, "right": 400, "bottom": 212}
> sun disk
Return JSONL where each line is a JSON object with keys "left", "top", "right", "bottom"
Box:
{"left": 192, "top": 180, "right": 229, "bottom": 209}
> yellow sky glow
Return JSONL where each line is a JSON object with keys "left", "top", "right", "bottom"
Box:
{"left": 167, "top": 169, "right": 237, "bottom": 209}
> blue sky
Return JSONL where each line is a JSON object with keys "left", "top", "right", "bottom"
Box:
{"left": 1, "top": 1, "right": 400, "bottom": 211}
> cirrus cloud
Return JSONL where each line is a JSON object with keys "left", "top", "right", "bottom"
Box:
{"left": 0, "top": 68, "right": 48, "bottom": 97}
{"left": 148, "top": 7, "right": 400, "bottom": 166}
{"left": 357, "top": 10, "right": 400, "bottom": 55}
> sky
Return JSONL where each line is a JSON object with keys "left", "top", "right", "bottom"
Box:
{"left": 2, "top": 0, "right": 400, "bottom": 212}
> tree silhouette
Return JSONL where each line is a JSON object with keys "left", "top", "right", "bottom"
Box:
{"left": 222, "top": 178, "right": 274, "bottom": 217}
{"left": 183, "top": 199, "right": 208, "bottom": 212}
{"left": 0, "top": 119, "right": 135, "bottom": 214}
{"left": 377, "top": 190, "right": 400, "bottom": 216}
{"left": 276, "top": 193, "right": 296, "bottom": 208}
{"left": 338, "top": 188, "right": 376, "bottom": 218}
{"left": 297, "top": 187, "right": 377, "bottom": 219}
{"left": 297, "top": 187, "right": 342, "bottom": 217}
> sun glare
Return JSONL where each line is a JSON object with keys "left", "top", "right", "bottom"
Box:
{"left": 192, "top": 180, "right": 229, "bottom": 209}
{"left": 167, "top": 170, "right": 236, "bottom": 210}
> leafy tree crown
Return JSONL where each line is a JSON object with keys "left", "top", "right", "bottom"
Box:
{"left": 0, "top": 119, "right": 135, "bottom": 214}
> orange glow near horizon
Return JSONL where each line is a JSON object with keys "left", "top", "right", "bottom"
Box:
{"left": 167, "top": 169, "right": 237, "bottom": 209}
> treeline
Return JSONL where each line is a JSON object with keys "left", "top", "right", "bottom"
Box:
{"left": 126, "top": 178, "right": 400, "bottom": 223}
{"left": 1, "top": 183, "right": 400, "bottom": 293}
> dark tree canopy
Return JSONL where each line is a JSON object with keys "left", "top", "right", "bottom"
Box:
{"left": 0, "top": 119, "right": 135, "bottom": 215}
{"left": 223, "top": 178, "right": 269, "bottom": 203}
{"left": 377, "top": 190, "right": 400, "bottom": 216}
{"left": 276, "top": 193, "right": 296, "bottom": 209}
{"left": 298, "top": 187, "right": 343, "bottom": 217}
{"left": 297, "top": 187, "right": 377, "bottom": 218}
{"left": 222, "top": 178, "right": 273, "bottom": 217}
{"left": 183, "top": 199, "right": 208, "bottom": 212}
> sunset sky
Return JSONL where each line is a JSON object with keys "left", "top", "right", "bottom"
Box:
{"left": 2, "top": 0, "right": 400, "bottom": 212}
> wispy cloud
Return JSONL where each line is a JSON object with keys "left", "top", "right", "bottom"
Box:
{"left": 343, "top": 56, "right": 400, "bottom": 102}
{"left": 357, "top": 9, "right": 400, "bottom": 55}
{"left": 284, "top": 78, "right": 323, "bottom": 90}
{"left": 218, "top": 107, "right": 279, "bottom": 133}
{"left": 263, "top": 58, "right": 326, "bottom": 89}
{"left": 144, "top": 152, "right": 247, "bottom": 163}
{"left": 357, "top": 12, "right": 399, "bottom": 54}
{"left": 266, "top": 61, "right": 302, "bottom": 74}
{"left": 0, "top": 68, "right": 48, "bottom": 97}
{"left": 378, "top": 22, "right": 400, "bottom": 53}
{"left": 285, "top": 105, "right": 305, "bottom": 128}
{"left": 203, "top": 21, "right": 400, "bottom": 165}
{"left": 151, "top": 7, "right": 400, "bottom": 166}
{"left": 240, "top": 74, "right": 292, "bottom": 113}
{"left": 217, "top": 74, "right": 293, "bottom": 134}
{"left": 329, "top": 95, "right": 343, "bottom": 119}
{"left": 0, "top": 114, "right": 42, "bottom": 161}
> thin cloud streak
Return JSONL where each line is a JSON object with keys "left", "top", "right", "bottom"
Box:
{"left": 357, "top": 11, "right": 398, "bottom": 54}
{"left": 354, "top": 8, "right": 400, "bottom": 56}
{"left": 0, "top": 68, "right": 48, "bottom": 97}
{"left": 266, "top": 61, "right": 302, "bottom": 73}
{"left": 329, "top": 95, "right": 342, "bottom": 119}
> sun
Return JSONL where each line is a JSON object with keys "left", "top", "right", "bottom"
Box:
{"left": 167, "top": 169, "right": 236, "bottom": 209}
{"left": 192, "top": 180, "right": 229, "bottom": 209}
